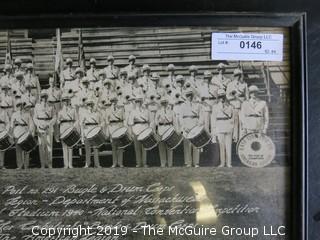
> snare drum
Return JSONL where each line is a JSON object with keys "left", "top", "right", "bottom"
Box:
{"left": 186, "top": 125, "right": 211, "bottom": 148}
{"left": 0, "top": 131, "right": 14, "bottom": 151}
{"left": 86, "top": 126, "right": 107, "bottom": 147}
{"left": 60, "top": 127, "right": 81, "bottom": 148}
{"left": 161, "top": 127, "right": 183, "bottom": 150}
{"left": 111, "top": 127, "right": 132, "bottom": 149}
{"left": 137, "top": 128, "right": 159, "bottom": 150}
{"left": 17, "top": 132, "right": 37, "bottom": 152}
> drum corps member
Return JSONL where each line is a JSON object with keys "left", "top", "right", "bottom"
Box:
{"left": 24, "top": 63, "right": 41, "bottom": 100}
{"left": 161, "top": 64, "right": 175, "bottom": 89}
{"left": 11, "top": 100, "right": 35, "bottom": 169}
{"left": 86, "top": 58, "right": 99, "bottom": 87}
{"left": 122, "top": 55, "right": 140, "bottom": 80}
{"left": 227, "top": 68, "right": 248, "bottom": 142}
{"left": 34, "top": 90, "right": 56, "bottom": 168}
{"left": 60, "top": 58, "right": 76, "bottom": 91}
{"left": 47, "top": 76, "right": 62, "bottom": 142}
{"left": 13, "top": 58, "right": 24, "bottom": 75}
{"left": 23, "top": 83, "right": 37, "bottom": 116}
{"left": 212, "top": 62, "right": 231, "bottom": 90}
{"left": 181, "top": 89, "right": 200, "bottom": 167}
{"left": 138, "top": 64, "right": 151, "bottom": 93}
{"left": 58, "top": 93, "right": 79, "bottom": 168}
{"left": 11, "top": 71, "right": 26, "bottom": 100}
{"left": 104, "top": 55, "right": 119, "bottom": 88}
{"left": 105, "top": 93, "right": 125, "bottom": 168}
{"left": 187, "top": 65, "right": 200, "bottom": 89}
{"left": 0, "top": 84, "right": 14, "bottom": 118}
{"left": 240, "top": 85, "right": 269, "bottom": 136}
{"left": 211, "top": 89, "right": 234, "bottom": 167}
{"left": 155, "top": 96, "right": 176, "bottom": 167}
{"left": 80, "top": 99, "right": 103, "bottom": 168}
{"left": 128, "top": 95, "right": 149, "bottom": 167}
{"left": 0, "top": 64, "right": 14, "bottom": 92}
{"left": 0, "top": 101, "right": 11, "bottom": 169}
{"left": 199, "top": 70, "right": 217, "bottom": 133}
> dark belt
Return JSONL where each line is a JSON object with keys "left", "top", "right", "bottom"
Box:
{"left": 183, "top": 116, "right": 197, "bottom": 119}
{"left": 30, "top": 86, "right": 37, "bottom": 89}
{"left": 60, "top": 120, "right": 75, "bottom": 123}
{"left": 37, "top": 118, "right": 52, "bottom": 120}
{"left": 49, "top": 100, "right": 60, "bottom": 103}
{"left": 247, "top": 114, "right": 262, "bottom": 118}
{"left": 159, "top": 122, "right": 172, "bottom": 126}
{"left": 85, "top": 123, "right": 98, "bottom": 126}
{"left": 0, "top": 106, "right": 13, "bottom": 109}
{"left": 15, "top": 123, "right": 27, "bottom": 126}
{"left": 64, "top": 79, "right": 74, "bottom": 82}
{"left": 0, "top": 121, "right": 5, "bottom": 124}
{"left": 134, "top": 121, "right": 147, "bottom": 124}
{"left": 202, "top": 97, "right": 216, "bottom": 100}
{"left": 110, "top": 120, "right": 122, "bottom": 123}
{"left": 217, "top": 117, "right": 232, "bottom": 120}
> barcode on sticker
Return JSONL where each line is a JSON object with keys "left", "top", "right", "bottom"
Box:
{"left": 211, "top": 33, "right": 283, "bottom": 61}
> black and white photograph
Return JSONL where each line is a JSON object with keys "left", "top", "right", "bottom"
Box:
{"left": 0, "top": 25, "right": 293, "bottom": 239}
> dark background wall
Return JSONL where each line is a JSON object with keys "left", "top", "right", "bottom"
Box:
{"left": 0, "top": 0, "right": 318, "bottom": 238}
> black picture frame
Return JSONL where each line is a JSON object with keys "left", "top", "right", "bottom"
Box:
{"left": 0, "top": 12, "right": 307, "bottom": 240}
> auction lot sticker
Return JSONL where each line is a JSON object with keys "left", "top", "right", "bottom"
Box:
{"left": 211, "top": 32, "right": 283, "bottom": 61}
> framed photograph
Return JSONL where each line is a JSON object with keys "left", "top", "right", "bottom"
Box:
{"left": 0, "top": 13, "right": 307, "bottom": 240}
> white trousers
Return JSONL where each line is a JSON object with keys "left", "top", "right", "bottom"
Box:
{"left": 111, "top": 142, "right": 124, "bottom": 167}
{"left": 38, "top": 132, "right": 53, "bottom": 168}
{"left": 159, "top": 141, "right": 173, "bottom": 167}
{"left": 62, "top": 142, "right": 73, "bottom": 168}
{"left": 183, "top": 139, "right": 199, "bottom": 167}
{"left": 217, "top": 132, "right": 232, "bottom": 167}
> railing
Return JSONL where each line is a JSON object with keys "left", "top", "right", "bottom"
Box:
{"left": 261, "top": 62, "right": 272, "bottom": 102}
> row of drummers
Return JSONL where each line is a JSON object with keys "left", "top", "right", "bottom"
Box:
{"left": 0, "top": 60, "right": 269, "bottom": 169}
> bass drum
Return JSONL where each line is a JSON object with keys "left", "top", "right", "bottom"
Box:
{"left": 86, "top": 126, "right": 107, "bottom": 147}
{"left": 161, "top": 127, "right": 183, "bottom": 150}
{"left": 236, "top": 132, "right": 275, "bottom": 168}
{"left": 137, "top": 128, "right": 159, "bottom": 150}
{"left": 17, "top": 132, "right": 37, "bottom": 152}
{"left": 186, "top": 125, "right": 211, "bottom": 148}
{"left": 60, "top": 127, "right": 81, "bottom": 148}
{"left": 111, "top": 127, "right": 132, "bottom": 149}
{"left": 0, "top": 131, "right": 14, "bottom": 151}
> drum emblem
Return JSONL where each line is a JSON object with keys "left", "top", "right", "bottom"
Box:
{"left": 237, "top": 133, "right": 276, "bottom": 168}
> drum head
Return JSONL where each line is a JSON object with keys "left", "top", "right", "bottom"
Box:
{"left": 17, "top": 132, "right": 30, "bottom": 144}
{"left": 187, "top": 125, "right": 203, "bottom": 139}
{"left": 161, "top": 127, "right": 175, "bottom": 141}
{"left": 0, "top": 131, "right": 8, "bottom": 139}
{"left": 112, "top": 127, "right": 127, "bottom": 138}
{"left": 137, "top": 128, "right": 153, "bottom": 141}
{"left": 237, "top": 133, "right": 276, "bottom": 168}
{"left": 60, "top": 127, "right": 74, "bottom": 139}
{"left": 87, "top": 126, "right": 101, "bottom": 138}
